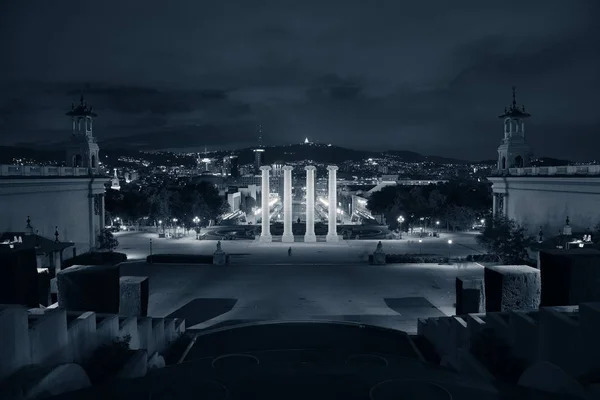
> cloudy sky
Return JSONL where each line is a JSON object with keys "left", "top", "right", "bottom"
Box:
{"left": 1, "top": 0, "right": 599, "bottom": 160}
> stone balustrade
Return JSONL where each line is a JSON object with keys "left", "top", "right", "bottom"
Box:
{"left": 418, "top": 304, "right": 600, "bottom": 397}
{"left": 501, "top": 164, "right": 600, "bottom": 177}
{"left": 0, "top": 304, "right": 186, "bottom": 395}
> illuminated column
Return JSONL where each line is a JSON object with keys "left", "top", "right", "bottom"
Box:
{"left": 282, "top": 166, "right": 294, "bottom": 243}
{"left": 304, "top": 166, "right": 316, "bottom": 243}
{"left": 326, "top": 165, "right": 339, "bottom": 242}
{"left": 260, "top": 166, "right": 272, "bottom": 242}
{"left": 492, "top": 194, "right": 497, "bottom": 218}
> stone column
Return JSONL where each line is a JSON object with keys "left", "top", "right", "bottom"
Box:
{"left": 304, "top": 166, "right": 317, "bottom": 243}
{"left": 502, "top": 194, "right": 508, "bottom": 217}
{"left": 326, "top": 165, "right": 339, "bottom": 242}
{"left": 282, "top": 166, "right": 294, "bottom": 243}
{"left": 100, "top": 194, "right": 106, "bottom": 230}
{"left": 492, "top": 194, "right": 497, "bottom": 218}
{"left": 259, "top": 166, "right": 272, "bottom": 242}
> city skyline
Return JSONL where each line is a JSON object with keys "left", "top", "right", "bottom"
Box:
{"left": 1, "top": 0, "right": 599, "bottom": 161}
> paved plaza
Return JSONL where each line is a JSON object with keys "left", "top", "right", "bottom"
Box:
{"left": 116, "top": 231, "right": 486, "bottom": 334}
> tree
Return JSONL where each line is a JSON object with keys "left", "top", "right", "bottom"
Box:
{"left": 240, "top": 195, "right": 257, "bottom": 215}
{"left": 97, "top": 229, "right": 119, "bottom": 252}
{"left": 444, "top": 205, "right": 476, "bottom": 231}
{"left": 476, "top": 216, "right": 533, "bottom": 264}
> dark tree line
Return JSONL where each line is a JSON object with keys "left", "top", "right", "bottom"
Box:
{"left": 366, "top": 181, "right": 492, "bottom": 231}
{"left": 105, "top": 182, "right": 230, "bottom": 228}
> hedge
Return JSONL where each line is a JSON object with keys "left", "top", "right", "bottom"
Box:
{"left": 369, "top": 253, "right": 450, "bottom": 264}
{"left": 146, "top": 254, "right": 214, "bottom": 264}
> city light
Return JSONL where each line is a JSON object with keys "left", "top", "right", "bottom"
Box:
{"left": 448, "top": 239, "right": 453, "bottom": 244}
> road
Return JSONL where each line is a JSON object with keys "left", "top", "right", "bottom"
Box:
{"left": 116, "top": 232, "right": 485, "bottom": 334}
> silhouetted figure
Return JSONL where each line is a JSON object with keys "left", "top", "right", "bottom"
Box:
{"left": 297, "top": 217, "right": 301, "bottom": 224}
{"left": 288, "top": 247, "right": 292, "bottom": 256}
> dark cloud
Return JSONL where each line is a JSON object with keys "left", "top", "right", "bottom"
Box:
{"left": 1, "top": 0, "right": 599, "bottom": 160}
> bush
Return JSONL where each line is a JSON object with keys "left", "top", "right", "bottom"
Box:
{"left": 63, "top": 251, "right": 128, "bottom": 269}
{"left": 97, "top": 229, "right": 119, "bottom": 251}
{"left": 147, "top": 254, "right": 213, "bottom": 264}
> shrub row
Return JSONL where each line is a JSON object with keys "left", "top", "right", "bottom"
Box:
{"left": 465, "top": 254, "right": 500, "bottom": 262}
{"left": 146, "top": 254, "right": 213, "bottom": 264}
{"left": 369, "top": 253, "right": 450, "bottom": 264}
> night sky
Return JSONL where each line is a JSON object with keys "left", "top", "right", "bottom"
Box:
{"left": 1, "top": 1, "right": 599, "bottom": 161}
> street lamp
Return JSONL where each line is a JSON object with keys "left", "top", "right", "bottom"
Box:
{"left": 193, "top": 216, "right": 200, "bottom": 239}
{"left": 418, "top": 239, "right": 422, "bottom": 254}
{"left": 447, "top": 239, "right": 453, "bottom": 262}
{"left": 172, "top": 218, "right": 178, "bottom": 236}
{"left": 158, "top": 220, "right": 163, "bottom": 234}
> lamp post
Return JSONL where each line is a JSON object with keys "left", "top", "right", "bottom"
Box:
{"left": 447, "top": 239, "right": 453, "bottom": 262}
{"left": 172, "top": 218, "right": 178, "bottom": 236}
{"left": 158, "top": 220, "right": 163, "bottom": 234}
{"left": 418, "top": 239, "right": 422, "bottom": 254}
{"left": 397, "top": 215, "right": 405, "bottom": 231}
{"left": 193, "top": 216, "right": 200, "bottom": 239}
{"left": 149, "top": 239, "right": 153, "bottom": 263}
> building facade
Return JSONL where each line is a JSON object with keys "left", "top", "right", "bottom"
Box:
{"left": 0, "top": 96, "right": 109, "bottom": 256}
{"left": 488, "top": 88, "right": 600, "bottom": 236}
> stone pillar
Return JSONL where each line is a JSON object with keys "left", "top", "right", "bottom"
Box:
{"left": 282, "top": 166, "right": 294, "bottom": 243}
{"left": 304, "top": 166, "right": 317, "bottom": 243}
{"left": 492, "top": 194, "right": 497, "bottom": 218}
{"left": 502, "top": 194, "right": 508, "bottom": 217}
{"left": 259, "top": 166, "right": 272, "bottom": 242}
{"left": 326, "top": 165, "right": 339, "bottom": 242}
{"left": 100, "top": 194, "right": 106, "bottom": 230}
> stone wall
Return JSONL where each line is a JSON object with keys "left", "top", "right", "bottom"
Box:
{"left": 489, "top": 175, "right": 600, "bottom": 235}
{"left": 0, "top": 177, "right": 109, "bottom": 254}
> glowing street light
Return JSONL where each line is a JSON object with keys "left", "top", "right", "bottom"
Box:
{"left": 447, "top": 239, "right": 453, "bottom": 262}
{"left": 418, "top": 238, "right": 422, "bottom": 254}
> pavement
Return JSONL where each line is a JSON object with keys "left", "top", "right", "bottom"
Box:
{"left": 117, "top": 231, "right": 486, "bottom": 334}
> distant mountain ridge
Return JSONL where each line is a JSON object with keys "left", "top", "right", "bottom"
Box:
{"left": 0, "top": 144, "right": 571, "bottom": 167}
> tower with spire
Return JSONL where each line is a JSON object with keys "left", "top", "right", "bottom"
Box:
{"left": 496, "top": 86, "right": 532, "bottom": 173}
{"left": 253, "top": 124, "right": 265, "bottom": 174}
{"left": 65, "top": 94, "right": 100, "bottom": 173}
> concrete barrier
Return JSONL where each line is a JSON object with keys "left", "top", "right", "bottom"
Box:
{"left": 537, "top": 307, "right": 582, "bottom": 377}
{"left": 164, "top": 319, "right": 176, "bottom": 344}
{"left": 137, "top": 317, "right": 153, "bottom": 353}
{"left": 118, "top": 317, "right": 140, "bottom": 350}
{"left": 152, "top": 318, "right": 165, "bottom": 354}
{"left": 67, "top": 311, "right": 97, "bottom": 364}
{"left": 57, "top": 264, "right": 121, "bottom": 314}
{"left": 465, "top": 314, "right": 487, "bottom": 351}
{"left": 0, "top": 304, "right": 31, "bottom": 381}
{"left": 455, "top": 278, "right": 485, "bottom": 315}
{"left": 119, "top": 276, "right": 149, "bottom": 317}
{"left": 580, "top": 302, "right": 600, "bottom": 378}
{"left": 115, "top": 349, "right": 148, "bottom": 379}
{"left": 508, "top": 311, "right": 538, "bottom": 364}
{"left": 96, "top": 314, "right": 119, "bottom": 347}
{"left": 484, "top": 265, "right": 541, "bottom": 312}
{"left": 28, "top": 308, "right": 70, "bottom": 365}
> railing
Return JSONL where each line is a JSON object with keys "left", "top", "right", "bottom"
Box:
{"left": 493, "top": 165, "right": 600, "bottom": 177}
{"left": 0, "top": 165, "right": 102, "bottom": 177}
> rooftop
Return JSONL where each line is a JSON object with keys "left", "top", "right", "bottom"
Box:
{"left": 65, "top": 95, "right": 97, "bottom": 117}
